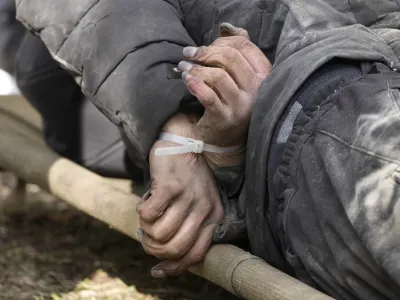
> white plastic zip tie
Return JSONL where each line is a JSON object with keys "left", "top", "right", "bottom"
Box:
{"left": 155, "top": 132, "right": 243, "bottom": 156}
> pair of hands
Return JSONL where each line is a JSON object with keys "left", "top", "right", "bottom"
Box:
{"left": 137, "top": 25, "right": 272, "bottom": 277}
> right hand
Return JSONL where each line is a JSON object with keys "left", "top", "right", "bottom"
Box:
{"left": 179, "top": 26, "right": 272, "bottom": 149}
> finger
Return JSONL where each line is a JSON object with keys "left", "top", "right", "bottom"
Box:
{"left": 183, "top": 45, "right": 256, "bottom": 91}
{"left": 179, "top": 65, "right": 226, "bottom": 116}
{"left": 141, "top": 206, "right": 211, "bottom": 259}
{"left": 180, "top": 62, "right": 241, "bottom": 107}
{"left": 211, "top": 36, "right": 272, "bottom": 76}
{"left": 140, "top": 196, "right": 192, "bottom": 244}
{"left": 136, "top": 185, "right": 180, "bottom": 222}
{"left": 219, "top": 22, "right": 250, "bottom": 39}
{"left": 150, "top": 223, "right": 216, "bottom": 277}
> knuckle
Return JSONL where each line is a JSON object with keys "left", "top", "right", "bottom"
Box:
{"left": 195, "top": 46, "right": 208, "bottom": 60}
{"left": 189, "top": 251, "right": 206, "bottom": 265}
{"left": 166, "top": 244, "right": 184, "bottom": 259}
{"left": 211, "top": 208, "right": 225, "bottom": 224}
{"left": 212, "top": 69, "right": 228, "bottom": 85}
{"left": 200, "top": 199, "right": 213, "bottom": 215}
{"left": 137, "top": 205, "right": 149, "bottom": 219}
{"left": 164, "top": 180, "right": 183, "bottom": 197}
{"left": 136, "top": 204, "right": 144, "bottom": 216}
{"left": 199, "top": 88, "right": 217, "bottom": 106}
{"left": 238, "top": 36, "right": 252, "bottom": 48}
{"left": 142, "top": 240, "right": 164, "bottom": 258}
{"left": 151, "top": 230, "right": 164, "bottom": 242}
{"left": 141, "top": 244, "right": 152, "bottom": 255}
{"left": 212, "top": 36, "right": 229, "bottom": 46}
{"left": 202, "top": 48, "right": 225, "bottom": 64}
{"left": 221, "top": 46, "right": 239, "bottom": 60}
{"left": 230, "top": 86, "right": 241, "bottom": 100}
{"left": 140, "top": 209, "right": 155, "bottom": 222}
{"left": 190, "top": 64, "right": 203, "bottom": 76}
{"left": 152, "top": 227, "right": 172, "bottom": 243}
{"left": 149, "top": 249, "right": 164, "bottom": 258}
{"left": 224, "top": 109, "right": 235, "bottom": 123}
{"left": 214, "top": 202, "right": 225, "bottom": 221}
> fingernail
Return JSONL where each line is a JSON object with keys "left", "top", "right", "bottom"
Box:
{"left": 151, "top": 268, "right": 166, "bottom": 278}
{"left": 137, "top": 228, "right": 144, "bottom": 241}
{"left": 183, "top": 46, "right": 198, "bottom": 58}
{"left": 220, "top": 22, "right": 235, "bottom": 32}
{"left": 182, "top": 71, "right": 192, "bottom": 83}
{"left": 178, "top": 61, "right": 194, "bottom": 72}
{"left": 142, "top": 190, "right": 152, "bottom": 201}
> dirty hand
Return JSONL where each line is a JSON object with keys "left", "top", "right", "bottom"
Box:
{"left": 137, "top": 113, "right": 224, "bottom": 277}
{"left": 179, "top": 24, "right": 272, "bottom": 150}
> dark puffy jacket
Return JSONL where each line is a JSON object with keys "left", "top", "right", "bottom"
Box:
{"left": 16, "top": 0, "right": 400, "bottom": 298}
{"left": 0, "top": 0, "right": 25, "bottom": 73}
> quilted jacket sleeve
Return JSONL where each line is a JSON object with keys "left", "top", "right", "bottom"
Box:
{"left": 16, "top": 0, "right": 196, "bottom": 169}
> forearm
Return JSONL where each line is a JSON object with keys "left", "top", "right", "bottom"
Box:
{"left": 16, "top": 0, "right": 196, "bottom": 170}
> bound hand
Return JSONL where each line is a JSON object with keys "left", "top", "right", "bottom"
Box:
{"left": 179, "top": 27, "right": 272, "bottom": 149}
{"left": 137, "top": 113, "right": 224, "bottom": 277}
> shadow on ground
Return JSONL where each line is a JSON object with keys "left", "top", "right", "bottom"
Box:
{"left": 0, "top": 175, "right": 239, "bottom": 300}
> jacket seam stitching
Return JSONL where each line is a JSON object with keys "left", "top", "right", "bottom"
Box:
{"left": 16, "top": 0, "right": 24, "bottom": 11}
{"left": 365, "top": 27, "right": 400, "bottom": 65}
{"left": 175, "top": 0, "right": 184, "bottom": 19}
{"left": 315, "top": 129, "right": 400, "bottom": 165}
{"left": 395, "top": 0, "right": 400, "bottom": 10}
{"left": 278, "top": 0, "right": 311, "bottom": 44}
{"left": 56, "top": 0, "right": 101, "bottom": 55}
{"left": 282, "top": 77, "right": 392, "bottom": 232}
{"left": 92, "top": 39, "right": 186, "bottom": 97}
{"left": 274, "top": 2, "right": 310, "bottom": 59}
{"left": 90, "top": 97, "right": 145, "bottom": 158}
{"left": 388, "top": 81, "right": 400, "bottom": 117}
{"left": 347, "top": 0, "right": 360, "bottom": 24}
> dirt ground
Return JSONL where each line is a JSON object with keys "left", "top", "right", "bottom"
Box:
{"left": 0, "top": 172, "right": 238, "bottom": 300}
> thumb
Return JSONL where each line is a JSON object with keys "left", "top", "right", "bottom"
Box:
{"left": 219, "top": 22, "right": 250, "bottom": 39}
{"left": 216, "top": 23, "right": 272, "bottom": 76}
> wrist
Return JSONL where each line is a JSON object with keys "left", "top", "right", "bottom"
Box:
{"left": 159, "top": 113, "right": 246, "bottom": 169}
{"left": 203, "top": 148, "right": 246, "bottom": 170}
{"left": 162, "top": 113, "right": 201, "bottom": 140}
{"left": 153, "top": 113, "right": 203, "bottom": 161}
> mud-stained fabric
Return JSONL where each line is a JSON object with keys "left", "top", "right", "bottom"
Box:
{"left": 15, "top": 33, "right": 134, "bottom": 179}
{"left": 272, "top": 63, "right": 400, "bottom": 299}
{"left": 14, "top": 1, "right": 400, "bottom": 298}
{"left": 0, "top": 0, "right": 25, "bottom": 74}
{"left": 15, "top": 0, "right": 400, "bottom": 171}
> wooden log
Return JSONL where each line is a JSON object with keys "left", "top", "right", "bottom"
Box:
{"left": 0, "top": 97, "right": 333, "bottom": 300}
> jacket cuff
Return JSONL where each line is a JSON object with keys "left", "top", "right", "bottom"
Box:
{"left": 212, "top": 166, "right": 247, "bottom": 243}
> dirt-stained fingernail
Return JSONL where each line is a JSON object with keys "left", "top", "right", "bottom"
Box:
{"left": 183, "top": 46, "right": 198, "bottom": 58}
{"left": 182, "top": 71, "right": 192, "bottom": 83}
{"left": 178, "top": 61, "right": 194, "bottom": 72}
{"left": 151, "top": 268, "right": 166, "bottom": 278}
{"left": 137, "top": 228, "right": 144, "bottom": 241}
{"left": 142, "top": 190, "right": 152, "bottom": 201}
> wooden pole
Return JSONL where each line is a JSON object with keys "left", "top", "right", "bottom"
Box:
{"left": 0, "top": 97, "right": 333, "bottom": 300}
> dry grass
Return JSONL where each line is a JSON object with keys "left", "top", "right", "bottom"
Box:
{"left": 0, "top": 172, "right": 238, "bottom": 300}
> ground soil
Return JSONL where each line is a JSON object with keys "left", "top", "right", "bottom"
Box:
{"left": 0, "top": 172, "right": 238, "bottom": 300}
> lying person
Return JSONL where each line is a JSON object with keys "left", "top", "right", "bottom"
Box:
{"left": 13, "top": 0, "right": 400, "bottom": 299}
{"left": 140, "top": 35, "right": 400, "bottom": 300}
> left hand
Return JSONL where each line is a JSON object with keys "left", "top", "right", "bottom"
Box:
{"left": 137, "top": 113, "right": 224, "bottom": 277}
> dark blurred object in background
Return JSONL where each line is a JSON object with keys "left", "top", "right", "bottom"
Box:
{"left": 0, "top": 0, "right": 143, "bottom": 181}
{"left": 0, "top": 0, "right": 25, "bottom": 74}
